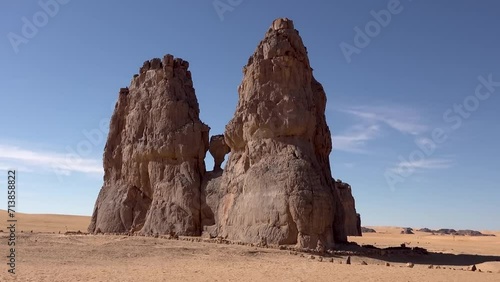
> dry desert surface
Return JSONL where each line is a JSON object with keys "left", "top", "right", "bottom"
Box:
{"left": 1, "top": 211, "right": 499, "bottom": 282}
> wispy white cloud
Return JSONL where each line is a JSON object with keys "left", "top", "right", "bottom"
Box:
{"left": 340, "top": 105, "right": 428, "bottom": 135}
{"left": 344, "top": 163, "right": 356, "bottom": 169}
{"left": 390, "top": 158, "right": 455, "bottom": 174}
{"left": 0, "top": 144, "right": 103, "bottom": 176}
{"left": 0, "top": 163, "right": 33, "bottom": 172}
{"left": 333, "top": 124, "right": 380, "bottom": 153}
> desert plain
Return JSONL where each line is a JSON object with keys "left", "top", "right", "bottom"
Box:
{"left": 1, "top": 210, "right": 499, "bottom": 282}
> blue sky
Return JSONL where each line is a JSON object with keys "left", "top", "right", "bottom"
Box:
{"left": 1, "top": 0, "right": 499, "bottom": 230}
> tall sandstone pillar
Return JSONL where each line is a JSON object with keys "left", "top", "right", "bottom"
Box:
{"left": 217, "top": 18, "right": 351, "bottom": 249}
{"left": 88, "top": 55, "right": 209, "bottom": 236}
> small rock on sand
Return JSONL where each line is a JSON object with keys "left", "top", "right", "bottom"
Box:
{"left": 345, "top": 256, "right": 351, "bottom": 265}
{"left": 406, "top": 262, "right": 414, "bottom": 268}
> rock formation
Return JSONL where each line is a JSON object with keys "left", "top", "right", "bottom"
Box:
{"left": 208, "top": 135, "right": 230, "bottom": 171}
{"left": 200, "top": 136, "right": 230, "bottom": 237}
{"left": 336, "top": 180, "right": 362, "bottom": 236}
{"left": 401, "top": 228, "right": 414, "bottom": 234}
{"left": 216, "top": 18, "right": 357, "bottom": 249}
{"left": 88, "top": 18, "right": 361, "bottom": 247}
{"left": 361, "top": 227, "right": 377, "bottom": 233}
{"left": 88, "top": 55, "right": 210, "bottom": 236}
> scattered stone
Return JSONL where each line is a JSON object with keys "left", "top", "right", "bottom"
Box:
{"left": 385, "top": 262, "right": 390, "bottom": 267}
{"left": 361, "top": 227, "right": 377, "bottom": 233}
{"left": 316, "top": 240, "right": 326, "bottom": 254}
{"left": 360, "top": 261, "right": 367, "bottom": 265}
{"left": 401, "top": 228, "right": 414, "bottom": 235}
{"left": 318, "top": 257, "right": 323, "bottom": 262}
{"left": 309, "top": 255, "right": 315, "bottom": 260}
{"left": 467, "top": 265, "right": 477, "bottom": 272}
{"left": 406, "top": 262, "right": 414, "bottom": 268}
{"left": 329, "top": 258, "right": 334, "bottom": 263}
{"left": 428, "top": 265, "right": 434, "bottom": 269}
{"left": 345, "top": 256, "right": 351, "bottom": 265}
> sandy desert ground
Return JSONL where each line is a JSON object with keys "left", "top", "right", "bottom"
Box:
{"left": 1, "top": 211, "right": 499, "bottom": 282}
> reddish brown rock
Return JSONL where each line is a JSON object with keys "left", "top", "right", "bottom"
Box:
{"left": 336, "top": 180, "right": 362, "bottom": 236}
{"left": 216, "top": 18, "right": 353, "bottom": 249}
{"left": 88, "top": 54, "right": 210, "bottom": 236}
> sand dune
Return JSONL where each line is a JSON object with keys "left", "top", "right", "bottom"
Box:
{"left": 1, "top": 212, "right": 499, "bottom": 281}
{"left": 0, "top": 210, "right": 90, "bottom": 233}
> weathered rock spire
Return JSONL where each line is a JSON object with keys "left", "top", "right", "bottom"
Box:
{"left": 216, "top": 18, "right": 355, "bottom": 248}
{"left": 88, "top": 54, "right": 209, "bottom": 236}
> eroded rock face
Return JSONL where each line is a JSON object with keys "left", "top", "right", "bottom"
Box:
{"left": 88, "top": 54, "right": 209, "bottom": 236}
{"left": 336, "top": 180, "right": 362, "bottom": 236}
{"left": 217, "top": 18, "right": 349, "bottom": 248}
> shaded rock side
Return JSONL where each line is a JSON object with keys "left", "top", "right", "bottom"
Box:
{"left": 336, "top": 180, "right": 362, "bottom": 236}
{"left": 217, "top": 18, "right": 349, "bottom": 249}
{"left": 88, "top": 55, "right": 209, "bottom": 236}
{"left": 200, "top": 136, "right": 230, "bottom": 237}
